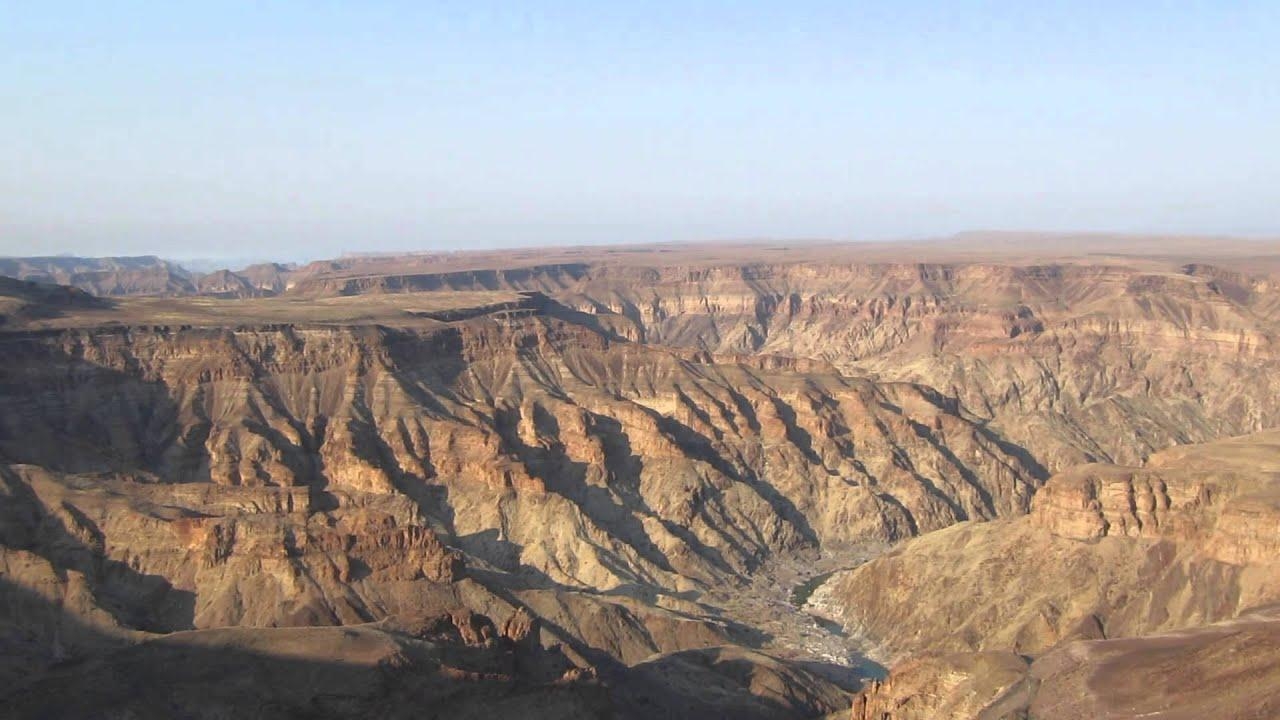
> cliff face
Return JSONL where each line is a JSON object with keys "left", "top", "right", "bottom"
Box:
{"left": 0, "top": 308, "right": 1043, "bottom": 719}
{"left": 4, "top": 246, "right": 1280, "bottom": 718}
{"left": 0, "top": 456, "right": 850, "bottom": 719}
{"left": 10, "top": 254, "right": 1280, "bottom": 475}
{"left": 0, "top": 431, "right": 846, "bottom": 719}
{"left": 0, "top": 317, "right": 1043, "bottom": 596}
{"left": 566, "top": 262, "right": 1280, "bottom": 471}
{"left": 284, "top": 259, "right": 1280, "bottom": 473}
{"left": 824, "top": 430, "right": 1280, "bottom": 661}
{"left": 0, "top": 255, "right": 199, "bottom": 296}
{"left": 832, "top": 431, "right": 1280, "bottom": 719}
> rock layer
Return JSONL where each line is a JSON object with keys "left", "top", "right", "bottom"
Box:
{"left": 824, "top": 431, "right": 1280, "bottom": 661}
{"left": 0, "top": 316, "right": 1044, "bottom": 597}
{"left": 4, "top": 242, "right": 1280, "bottom": 718}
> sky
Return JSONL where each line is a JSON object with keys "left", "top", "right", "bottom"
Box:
{"left": 2, "top": 1, "right": 1278, "bottom": 261}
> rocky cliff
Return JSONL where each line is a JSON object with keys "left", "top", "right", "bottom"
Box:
{"left": 286, "top": 257, "right": 1280, "bottom": 473}
{"left": 4, "top": 241, "right": 1280, "bottom": 718}
{"left": 0, "top": 316, "right": 1046, "bottom": 597}
{"left": 823, "top": 431, "right": 1280, "bottom": 661}
{"left": 826, "top": 431, "right": 1280, "bottom": 718}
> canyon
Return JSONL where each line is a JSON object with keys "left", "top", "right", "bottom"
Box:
{"left": 2, "top": 234, "right": 1280, "bottom": 718}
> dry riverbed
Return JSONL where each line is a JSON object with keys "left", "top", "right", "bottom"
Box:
{"left": 699, "top": 543, "right": 889, "bottom": 690}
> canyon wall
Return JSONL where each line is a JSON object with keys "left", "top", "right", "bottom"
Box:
{"left": 4, "top": 249, "right": 1280, "bottom": 718}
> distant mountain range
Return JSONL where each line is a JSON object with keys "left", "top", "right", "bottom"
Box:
{"left": 0, "top": 255, "right": 295, "bottom": 297}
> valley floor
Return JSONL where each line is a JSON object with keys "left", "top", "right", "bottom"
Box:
{"left": 699, "top": 543, "right": 889, "bottom": 689}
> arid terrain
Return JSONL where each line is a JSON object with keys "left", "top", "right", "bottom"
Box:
{"left": 3, "top": 233, "right": 1280, "bottom": 718}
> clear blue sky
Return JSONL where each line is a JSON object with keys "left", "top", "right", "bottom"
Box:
{"left": 3, "top": 1, "right": 1277, "bottom": 260}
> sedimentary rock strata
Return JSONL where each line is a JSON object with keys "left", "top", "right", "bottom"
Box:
{"left": 4, "top": 238, "right": 1280, "bottom": 718}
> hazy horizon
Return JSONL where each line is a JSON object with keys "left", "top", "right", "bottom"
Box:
{"left": 4, "top": 2, "right": 1278, "bottom": 258}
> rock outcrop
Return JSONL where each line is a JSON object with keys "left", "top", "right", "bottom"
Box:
{"left": 827, "top": 431, "right": 1280, "bottom": 718}
{"left": 4, "top": 239, "right": 1280, "bottom": 718}
{"left": 823, "top": 430, "right": 1280, "bottom": 661}
{"left": 0, "top": 316, "right": 1045, "bottom": 597}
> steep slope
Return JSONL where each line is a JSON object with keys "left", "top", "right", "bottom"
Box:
{"left": 0, "top": 298, "right": 1043, "bottom": 719}
{"left": 821, "top": 430, "right": 1280, "bottom": 661}
{"left": 9, "top": 247, "right": 1280, "bottom": 477}
{"left": 852, "top": 607, "right": 1280, "bottom": 720}
{"left": 0, "top": 299, "right": 926, "bottom": 717}
{"left": 563, "top": 262, "right": 1280, "bottom": 470}
{"left": 0, "top": 255, "right": 198, "bottom": 296}
{"left": 0, "top": 455, "right": 853, "bottom": 718}
{"left": 0, "top": 276, "right": 110, "bottom": 326}
{"left": 2, "top": 609, "right": 612, "bottom": 720}
{"left": 821, "top": 431, "right": 1280, "bottom": 718}
{"left": 0, "top": 315, "right": 1042, "bottom": 597}
{"left": 4, "top": 243, "right": 1280, "bottom": 718}
{"left": 292, "top": 258, "right": 1280, "bottom": 474}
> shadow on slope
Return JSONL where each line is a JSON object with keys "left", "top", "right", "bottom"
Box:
{"left": 0, "top": 577, "right": 612, "bottom": 720}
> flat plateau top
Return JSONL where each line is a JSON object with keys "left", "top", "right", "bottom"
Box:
{"left": 2, "top": 290, "right": 530, "bottom": 331}
{"left": 5, "top": 232, "right": 1280, "bottom": 332}
{"left": 294, "top": 232, "right": 1280, "bottom": 278}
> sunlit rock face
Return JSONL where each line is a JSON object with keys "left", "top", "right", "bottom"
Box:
{"left": 4, "top": 242, "right": 1280, "bottom": 718}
